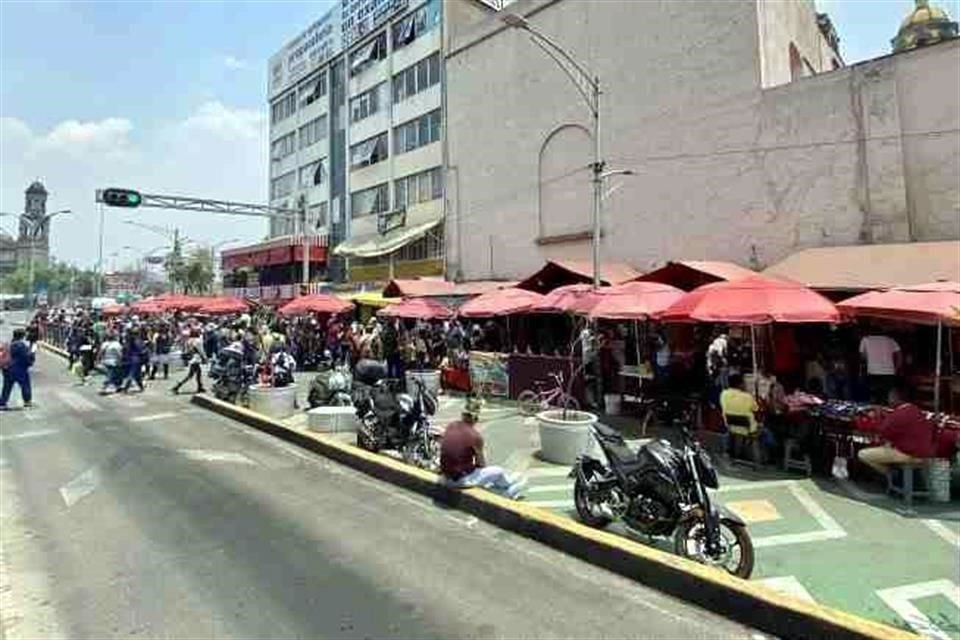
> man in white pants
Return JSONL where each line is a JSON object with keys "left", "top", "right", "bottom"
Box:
{"left": 440, "top": 401, "right": 525, "bottom": 499}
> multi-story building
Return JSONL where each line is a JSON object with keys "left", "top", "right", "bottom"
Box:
{"left": 225, "top": 0, "right": 497, "bottom": 301}
{"left": 444, "top": 0, "right": 959, "bottom": 281}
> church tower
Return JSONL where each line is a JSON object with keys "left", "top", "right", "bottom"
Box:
{"left": 18, "top": 180, "right": 50, "bottom": 268}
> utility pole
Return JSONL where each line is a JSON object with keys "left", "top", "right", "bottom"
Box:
{"left": 299, "top": 195, "right": 310, "bottom": 289}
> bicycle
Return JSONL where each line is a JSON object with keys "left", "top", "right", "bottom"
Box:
{"left": 517, "top": 372, "right": 579, "bottom": 417}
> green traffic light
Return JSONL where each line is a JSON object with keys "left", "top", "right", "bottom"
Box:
{"left": 127, "top": 193, "right": 141, "bottom": 205}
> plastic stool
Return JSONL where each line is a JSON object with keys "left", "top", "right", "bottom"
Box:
{"left": 783, "top": 438, "right": 812, "bottom": 476}
{"left": 886, "top": 463, "right": 931, "bottom": 509}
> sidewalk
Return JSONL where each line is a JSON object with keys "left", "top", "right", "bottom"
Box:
{"left": 234, "top": 372, "right": 960, "bottom": 638}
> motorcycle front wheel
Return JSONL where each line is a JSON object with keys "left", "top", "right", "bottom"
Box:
{"left": 674, "top": 518, "right": 755, "bottom": 579}
{"left": 573, "top": 473, "right": 613, "bottom": 528}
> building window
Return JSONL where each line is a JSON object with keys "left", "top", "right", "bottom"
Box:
{"left": 394, "top": 109, "right": 441, "bottom": 155}
{"left": 351, "top": 183, "right": 389, "bottom": 218}
{"left": 299, "top": 159, "right": 327, "bottom": 188}
{"left": 392, "top": 0, "right": 441, "bottom": 50}
{"left": 392, "top": 52, "right": 440, "bottom": 103}
{"left": 270, "top": 91, "right": 297, "bottom": 124}
{"left": 298, "top": 70, "right": 327, "bottom": 108}
{"left": 271, "top": 171, "right": 296, "bottom": 200}
{"left": 309, "top": 202, "right": 328, "bottom": 229}
{"left": 349, "top": 31, "right": 387, "bottom": 76}
{"left": 394, "top": 166, "right": 443, "bottom": 209}
{"left": 270, "top": 132, "right": 297, "bottom": 160}
{"left": 397, "top": 227, "right": 443, "bottom": 262}
{"left": 350, "top": 132, "right": 389, "bottom": 169}
{"left": 299, "top": 115, "right": 328, "bottom": 150}
{"left": 350, "top": 83, "right": 384, "bottom": 123}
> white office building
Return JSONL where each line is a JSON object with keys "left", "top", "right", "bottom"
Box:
{"left": 266, "top": 0, "right": 498, "bottom": 285}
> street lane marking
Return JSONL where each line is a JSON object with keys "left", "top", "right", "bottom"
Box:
{"left": 751, "top": 485, "right": 847, "bottom": 548}
{"left": 922, "top": 519, "right": 960, "bottom": 548}
{"left": 0, "top": 429, "right": 59, "bottom": 442}
{"left": 131, "top": 413, "right": 177, "bottom": 423}
{"left": 756, "top": 576, "right": 817, "bottom": 604}
{"left": 59, "top": 467, "right": 102, "bottom": 507}
{"left": 55, "top": 390, "right": 99, "bottom": 413}
{"left": 524, "top": 466, "right": 573, "bottom": 479}
{"left": 526, "top": 483, "right": 571, "bottom": 495}
{"left": 877, "top": 580, "right": 960, "bottom": 640}
{"left": 178, "top": 449, "right": 256, "bottom": 465}
{"left": 717, "top": 479, "right": 799, "bottom": 492}
{"left": 118, "top": 398, "right": 147, "bottom": 408}
{"left": 527, "top": 499, "right": 574, "bottom": 509}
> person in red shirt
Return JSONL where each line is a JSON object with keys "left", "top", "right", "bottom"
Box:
{"left": 858, "top": 391, "right": 936, "bottom": 476}
{"left": 440, "top": 402, "right": 525, "bottom": 499}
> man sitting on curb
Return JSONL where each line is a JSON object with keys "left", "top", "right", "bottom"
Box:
{"left": 440, "top": 399, "right": 526, "bottom": 499}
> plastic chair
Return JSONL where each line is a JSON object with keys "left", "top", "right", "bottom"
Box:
{"left": 724, "top": 414, "right": 761, "bottom": 468}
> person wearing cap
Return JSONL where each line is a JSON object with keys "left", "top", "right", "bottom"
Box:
{"left": 440, "top": 398, "right": 525, "bottom": 499}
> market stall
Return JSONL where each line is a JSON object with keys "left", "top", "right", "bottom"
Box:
{"left": 277, "top": 293, "right": 352, "bottom": 317}
{"left": 378, "top": 297, "right": 453, "bottom": 320}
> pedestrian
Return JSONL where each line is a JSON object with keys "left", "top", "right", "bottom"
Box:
{"left": 150, "top": 326, "right": 172, "bottom": 380}
{"left": 440, "top": 399, "right": 525, "bottom": 499}
{"left": 120, "top": 329, "right": 147, "bottom": 393}
{"left": 0, "top": 329, "right": 36, "bottom": 410}
{"left": 172, "top": 330, "right": 206, "bottom": 394}
{"left": 98, "top": 333, "right": 124, "bottom": 393}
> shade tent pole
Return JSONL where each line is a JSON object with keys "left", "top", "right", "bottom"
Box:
{"left": 750, "top": 324, "right": 759, "bottom": 396}
{"left": 935, "top": 317, "right": 943, "bottom": 412}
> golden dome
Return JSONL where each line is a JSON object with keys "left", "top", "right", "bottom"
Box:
{"left": 893, "top": 0, "right": 958, "bottom": 52}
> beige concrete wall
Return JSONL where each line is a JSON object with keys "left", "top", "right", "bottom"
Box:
{"left": 445, "top": 0, "right": 960, "bottom": 281}
{"left": 756, "top": 0, "right": 841, "bottom": 88}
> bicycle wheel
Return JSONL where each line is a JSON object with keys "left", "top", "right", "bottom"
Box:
{"left": 517, "top": 390, "right": 539, "bottom": 416}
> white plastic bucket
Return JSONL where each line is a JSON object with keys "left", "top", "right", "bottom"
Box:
{"left": 406, "top": 369, "right": 441, "bottom": 396}
{"left": 308, "top": 406, "right": 359, "bottom": 433}
{"left": 536, "top": 410, "right": 598, "bottom": 465}
{"left": 928, "top": 459, "right": 952, "bottom": 503}
{"left": 247, "top": 384, "right": 297, "bottom": 420}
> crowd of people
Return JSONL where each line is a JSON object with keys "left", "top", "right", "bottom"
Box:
{"left": 32, "top": 306, "right": 502, "bottom": 396}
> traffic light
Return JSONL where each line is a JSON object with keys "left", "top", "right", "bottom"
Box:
{"left": 101, "top": 188, "right": 142, "bottom": 208}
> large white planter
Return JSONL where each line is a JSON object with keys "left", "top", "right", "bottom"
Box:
{"left": 406, "top": 369, "right": 441, "bottom": 396}
{"left": 247, "top": 384, "right": 297, "bottom": 420}
{"left": 536, "top": 409, "right": 598, "bottom": 465}
{"left": 308, "top": 406, "right": 359, "bottom": 433}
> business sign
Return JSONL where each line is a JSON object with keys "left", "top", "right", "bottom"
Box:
{"left": 341, "top": 0, "right": 408, "bottom": 46}
{"left": 269, "top": 5, "right": 343, "bottom": 97}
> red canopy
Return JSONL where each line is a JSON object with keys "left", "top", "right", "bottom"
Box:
{"left": 837, "top": 282, "right": 960, "bottom": 326}
{"left": 458, "top": 288, "right": 544, "bottom": 317}
{"left": 588, "top": 281, "right": 685, "bottom": 320}
{"left": 278, "top": 293, "right": 352, "bottom": 317}
{"left": 532, "top": 284, "right": 607, "bottom": 314}
{"left": 199, "top": 297, "right": 251, "bottom": 315}
{"left": 659, "top": 275, "right": 841, "bottom": 324}
{"left": 379, "top": 297, "right": 454, "bottom": 320}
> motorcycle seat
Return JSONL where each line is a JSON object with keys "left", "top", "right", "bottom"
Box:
{"left": 594, "top": 422, "right": 625, "bottom": 443}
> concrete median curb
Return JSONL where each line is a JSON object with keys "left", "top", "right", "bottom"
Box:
{"left": 39, "top": 341, "right": 70, "bottom": 359}
{"left": 192, "top": 392, "right": 916, "bottom": 640}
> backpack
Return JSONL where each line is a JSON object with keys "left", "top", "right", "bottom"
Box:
{"left": 0, "top": 342, "right": 10, "bottom": 370}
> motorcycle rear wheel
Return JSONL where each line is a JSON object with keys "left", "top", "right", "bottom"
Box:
{"left": 573, "top": 474, "right": 612, "bottom": 528}
{"left": 674, "top": 518, "right": 754, "bottom": 579}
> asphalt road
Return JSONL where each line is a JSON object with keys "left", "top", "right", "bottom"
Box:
{"left": 0, "top": 320, "right": 759, "bottom": 639}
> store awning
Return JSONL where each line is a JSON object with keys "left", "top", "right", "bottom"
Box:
{"left": 517, "top": 260, "right": 640, "bottom": 293}
{"left": 333, "top": 218, "right": 442, "bottom": 259}
{"left": 764, "top": 242, "right": 960, "bottom": 291}
{"left": 637, "top": 260, "right": 756, "bottom": 291}
{"left": 337, "top": 291, "right": 399, "bottom": 308}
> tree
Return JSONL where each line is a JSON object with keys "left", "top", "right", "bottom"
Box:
{"left": 180, "top": 248, "right": 214, "bottom": 294}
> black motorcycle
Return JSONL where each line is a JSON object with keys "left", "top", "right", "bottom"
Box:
{"left": 570, "top": 422, "right": 754, "bottom": 578}
{"left": 209, "top": 346, "right": 255, "bottom": 405}
{"left": 353, "top": 363, "right": 440, "bottom": 472}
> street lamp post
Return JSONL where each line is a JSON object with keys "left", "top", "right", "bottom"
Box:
{"left": 501, "top": 13, "right": 632, "bottom": 289}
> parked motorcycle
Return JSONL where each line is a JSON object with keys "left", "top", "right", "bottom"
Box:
{"left": 307, "top": 362, "right": 353, "bottom": 409}
{"left": 353, "top": 365, "right": 440, "bottom": 471}
{"left": 209, "top": 344, "right": 255, "bottom": 405}
{"left": 570, "top": 422, "right": 754, "bottom": 578}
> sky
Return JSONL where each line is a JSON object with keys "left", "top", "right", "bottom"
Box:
{"left": 1, "top": 0, "right": 958, "bottom": 270}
